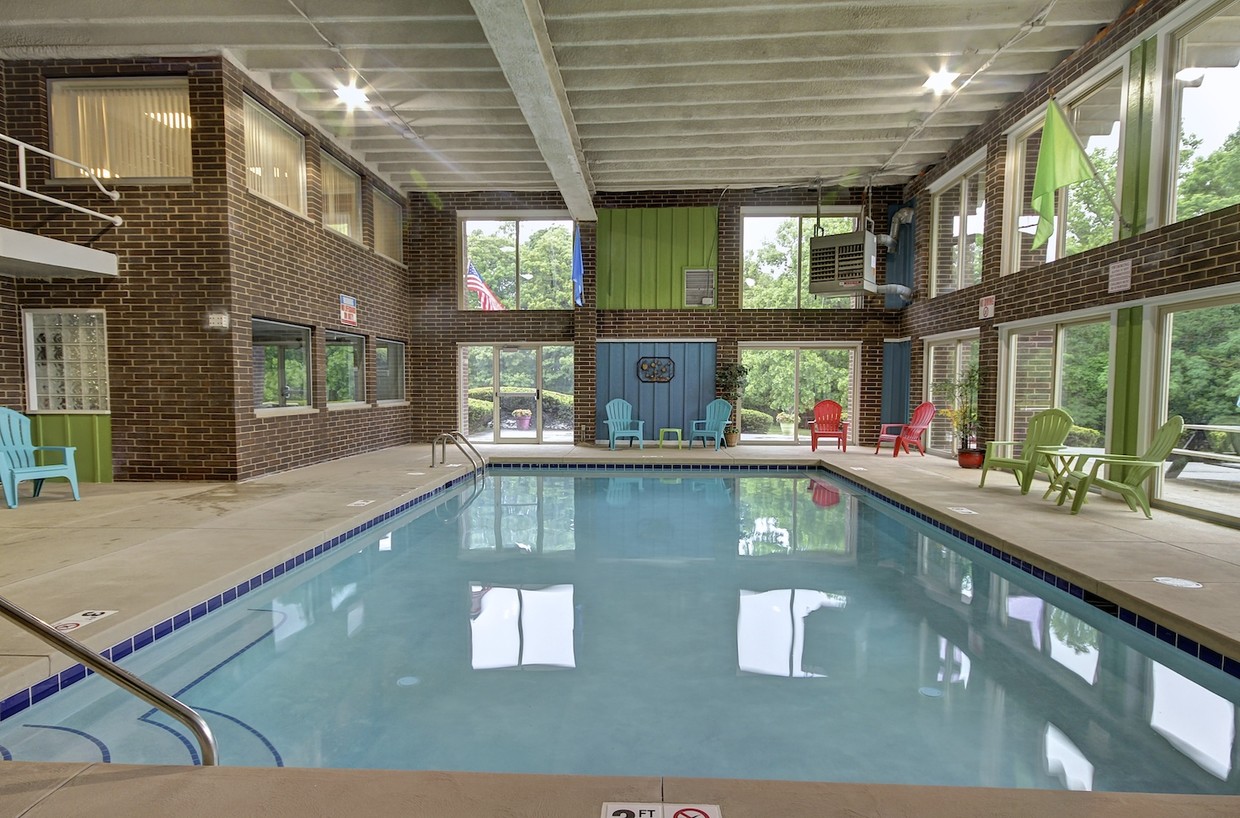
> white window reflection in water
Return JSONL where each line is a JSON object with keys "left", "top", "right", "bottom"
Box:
{"left": 1151, "top": 662, "right": 1235, "bottom": 780}
{"left": 1048, "top": 607, "right": 1099, "bottom": 684}
{"left": 1045, "top": 723, "right": 1094, "bottom": 791}
{"left": 737, "top": 589, "right": 846, "bottom": 677}
{"left": 469, "top": 584, "right": 575, "bottom": 670}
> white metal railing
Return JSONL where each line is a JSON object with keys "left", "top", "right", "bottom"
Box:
{"left": 0, "top": 133, "right": 123, "bottom": 226}
{"left": 431, "top": 430, "right": 484, "bottom": 473}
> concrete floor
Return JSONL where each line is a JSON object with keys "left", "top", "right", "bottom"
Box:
{"left": 1, "top": 441, "right": 1238, "bottom": 816}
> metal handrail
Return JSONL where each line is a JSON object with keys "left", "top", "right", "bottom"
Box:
{"left": 0, "top": 595, "right": 217, "bottom": 765}
{"left": 431, "top": 430, "right": 484, "bottom": 473}
{"left": 0, "top": 133, "right": 124, "bottom": 227}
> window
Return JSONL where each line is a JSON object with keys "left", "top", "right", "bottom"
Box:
{"left": 23, "top": 310, "right": 110, "bottom": 412}
{"left": 930, "top": 161, "right": 985, "bottom": 296}
{"left": 49, "top": 78, "right": 191, "bottom": 180}
{"left": 325, "top": 330, "right": 366, "bottom": 404}
{"left": 244, "top": 96, "right": 305, "bottom": 214}
{"left": 925, "top": 336, "right": 978, "bottom": 453}
{"left": 375, "top": 339, "right": 405, "bottom": 402}
{"left": 1005, "top": 318, "right": 1109, "bottom": 447}
{"left": 373, "top": 191, "right": 403, "bottom": 261}
{"left": 461, "top": 217, "right": 574, "bottom": 310}
{"left": 1167, "top": 0, "right": 1240, "bottom": 223}
{"left": 252, "top": 319, "right": 310, "bottom": 409}
{"left": 741, "top": 211, "right": 860, "bottom": 308}
{"left": 1007, "top": 73, "right": 1124, "bottom": 272}
{"left": 739, "top": 345, "right": 858, "bottom": 443}
{"left": 320, "top": 154, "right": 361, "bottom": 241}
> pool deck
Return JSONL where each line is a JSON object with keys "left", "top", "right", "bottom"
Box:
{"left": 1, "top": 442, "right": 1238, "bottom": 816}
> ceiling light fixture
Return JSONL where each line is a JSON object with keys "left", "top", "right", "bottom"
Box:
{"left": 923, "top": 69, "right": 960, "bottom": 95}
{"left": 334, "top": 83, "right": 370, "bottom": 110}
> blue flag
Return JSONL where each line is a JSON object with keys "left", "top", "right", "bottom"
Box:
{"left": 572, "top": 226, "right": 584, "bottom": 307}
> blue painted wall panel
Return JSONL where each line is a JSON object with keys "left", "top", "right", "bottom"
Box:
{"left": 881, "top": 340, "right": 912, "bottom": 425}
{"left": 596, "top": 342, "right": 717, "bottom": 440}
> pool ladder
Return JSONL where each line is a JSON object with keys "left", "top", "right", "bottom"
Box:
{"left": 0, "top": 594, "right": 218, "bottom": 765}
{"left": 430, "top": 430, "right": 484, "bottom": 477}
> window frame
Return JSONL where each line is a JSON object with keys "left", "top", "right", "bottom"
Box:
{"left": 325, "top": 329, "right": 367, "bottom": 407}
{"left": 48, "top": 76, "right": 192, "bottom": 183}
{"left": 459, "top": 212, "right": 575, "bottom": 311}
{"left": 1002, "top": 64, "right": 1128, "bottom": 276}
{"left": 22, "top": 309, "right": 111, "bottom": 414}
{"left": 243, "top": 95, "right": 307, "bottom": 216}
{"left": 923, "top": 332, "right": 979, "bottom": 454}
{"left": 372, "top": 190, "right": 404, "bottom": 263}
{"left": 740, "top": 206, "right": 862, "bottom": 309}
{"left": 737, "top": 342, "right": 862, "bottom": 444}
{"left": 928, "top": 150, "right": 986, "bottom": 297}
{"left": 252, "top": 318, "right": 314, "bottom": 413}
{"left": 320, "top": 152, "right": 362, "bottom": 242}
{"left": 375, "top": 338, "right": 407, "bottom": 404}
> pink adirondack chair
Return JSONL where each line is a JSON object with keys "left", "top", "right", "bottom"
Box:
{"left": 874, "top": 401, "right": 936, "bottom": 457}
{"left": 808, "top": 399, "right": 848, "bottom": 452}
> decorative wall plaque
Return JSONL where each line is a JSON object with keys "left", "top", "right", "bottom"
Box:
{"left": 637, "top": 357, "right": 675, "bottom": 383}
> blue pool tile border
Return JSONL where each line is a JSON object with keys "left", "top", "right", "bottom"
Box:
{"left": 0, "top": 468, "right": 484, "bottom": 725}
{"left": 3, "top": 461, "right": 1235, "bottom": 726}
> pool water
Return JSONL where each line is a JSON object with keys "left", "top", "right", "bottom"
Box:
{"left": 1, "top": 468, "right": 1237, "bottom": 793}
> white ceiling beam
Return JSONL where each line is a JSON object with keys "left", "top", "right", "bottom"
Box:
{"left": 469, "top": 0, "right": 596, "bottom": 220}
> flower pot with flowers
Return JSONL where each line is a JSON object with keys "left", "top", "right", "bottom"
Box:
{"left": 512, "top": 407, "right": 532, "bottom": 430}
{"left": 776, "top": 411, "right": 796, "bottom": 436}
{"left": 935, "top": 364, "right": 983, "bottom": 468}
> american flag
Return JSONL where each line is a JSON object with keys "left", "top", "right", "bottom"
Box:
{"left": 466, "top": 260, "right": 504, "bottom": 311}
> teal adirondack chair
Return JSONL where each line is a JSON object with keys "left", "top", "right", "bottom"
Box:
{"left": 604, "top": 398, "right": 644, "bottom": 450}
{"left": 1055, "top": 415, "right": 1185, "bottom": 517}
{"left": 1, "top": 407, "right": 81, "bottom": 508}
{"left": 689, "top": 398, "right": 732, "bottom": 450}
{"left": 978, "top": 407, "right": 1074, "bottom": 495}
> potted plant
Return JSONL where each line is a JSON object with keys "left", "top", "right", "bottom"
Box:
{"left": 512, "top": 407, "right": 532, "bottom": 430}
{"left": 776, "top": 410, "right": 796, "bottom": 435}
{"left": 935, "top": 364, "right": 983, "bottom": 468}
{"left": 716, "top": 362, "right": 749, "bottom": 447}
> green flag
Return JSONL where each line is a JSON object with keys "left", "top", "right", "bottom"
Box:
{"left": 1030, "top": 97, "right": 1095, "bottom": 250}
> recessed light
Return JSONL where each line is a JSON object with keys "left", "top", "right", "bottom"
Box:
{"left": 923, "top": 70, "right": 960, "bottom": 95}
{"left": 334, "top": 84, "right": 370, "bottom": 109}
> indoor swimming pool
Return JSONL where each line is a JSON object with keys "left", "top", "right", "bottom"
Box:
{"left": 0, "top": 467, "right": 1236, "bottom": 794}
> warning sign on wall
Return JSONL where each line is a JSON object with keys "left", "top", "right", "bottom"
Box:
{"left": 600, "top": 805, "right": 722, "bottom": 818}
{"left": 340, "top": 294, "right": 358, "bottom": 326}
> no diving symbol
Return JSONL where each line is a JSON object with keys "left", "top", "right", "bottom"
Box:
{"left": 673, "top": 810, "right": 711, "bottom": 818}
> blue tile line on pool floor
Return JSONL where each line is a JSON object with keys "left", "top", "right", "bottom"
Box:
{"left": 3, "top": 462, "right": 1236, "bottom": 726}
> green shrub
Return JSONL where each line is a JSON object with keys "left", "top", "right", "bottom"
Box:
{"left": 740, "top": 408, "right": 773, "bottom": 433}
{"left": 465, "top": 387, "right": 574, "bottom": 428}
{"left": 1065, "top": 425, "right": 1102, "bottom": 447}
{"left": 467, "top": 399, "right": 493, "bottom": 433}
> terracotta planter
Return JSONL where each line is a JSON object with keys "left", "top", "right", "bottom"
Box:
{"left": 724, "top": 432, "right": 740, "bottom": 448}
{"left": 957, "top": 448, "right": 984, "bottom": 469}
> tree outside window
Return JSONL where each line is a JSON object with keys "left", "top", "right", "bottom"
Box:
{"left": 325, "top": 330, "right": 365, "bottom": 404}
{"left": 462, "top": 218, "right": 574, "bottom": 310}
{"left": 742, "top": 213, "right": 859, "bottom": 309}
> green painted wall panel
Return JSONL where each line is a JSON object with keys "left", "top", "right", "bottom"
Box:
{"left": 1121, "top": 38, "right": 1158, "bottom": 237}
{"left": 596, "top": 207, "right": 718, "bottom": 309}
{"left": 1111, "top": 306, "right": 1143, "bottom": 458}
{"left": 30, "top": 414, "right": 113, "bottom": 483}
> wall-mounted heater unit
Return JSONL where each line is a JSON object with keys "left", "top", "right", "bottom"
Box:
{"left": 684, "top": 267, "right": 716, "bottom": 306}
{"left": 808, "top": 230, "right": 877, "bottom": 295}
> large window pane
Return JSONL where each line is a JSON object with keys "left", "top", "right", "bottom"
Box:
{"left": 1058, "top": 321, "right": 1109, "bottom": 448}
{"left": 930, "top": 166, "right": 984, "bottom": 296}
{"left": 325, "top": 330, "right": 365, "bottom": 404}
{"left": 1170, "top": 0, "right": 1240, "bottom": 222}
{"left": 321, "top": 154, "right": 361, "bottom": 241}
{"left": 373, "top": 191, "right": 403, "bottom": 261}
{"left": 927, "top": 339, "right": 978, "bottom": 453}
{"left": 244, "top": 97, "right": 306, "bottom": 214}
{"left": 740, "top": 346, "right": 854, "bottom": 443}
{"left": 23, "top": 310, "right": 110, "bottom": 412}
{"left": 1159, "top": 299, "right": 1240, "bottom": 520}
{"left": 50, "top": 78, "right": 191, "bottom": 180}
{"left": 376, "top": 339, "right": 405, "bottom": 402}
{"left": 743, "top": 213, "right": 858, "bottom": 309}
{"left": 462, "top": 218, "right": 573, "bottom": 310}
{"left": 253, "top": 319, "right": 310, "bottom": 408}
{"left": 1010, "top": 328, "right": 1056, "bottom": 442}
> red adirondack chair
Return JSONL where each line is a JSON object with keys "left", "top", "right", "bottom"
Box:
{"left": 808, "top": 399, "right": 848, "bottom": 452}
{"left": 874, "top": 401, "right": 936, "bottom": 457}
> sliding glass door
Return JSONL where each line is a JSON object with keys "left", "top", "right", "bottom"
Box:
{"left": 461, "top": 344, "right": 573, "bottom": 444}
{"left": 739, "top": 345, "right": 857, "bottom": 443}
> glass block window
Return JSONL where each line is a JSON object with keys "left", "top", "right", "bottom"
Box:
{"left": 244, "top": 96, "right": 306, "bottom": 214}
{"left": 325, "top": 329, "right": 366, "bottom": 404}
{"left": 321, "top": 153, "right": 361, "bottom": 241}
{"left": 376, "top": 339, "right": 406, "bottom": 402}
{"left": 23, "top": 310, "right": 110, "bottom": 412}
{"left": 49, "top": 78, "right": 192, "bottom": 180}
{"left": 373, "top": 191, "right": 404, "bottom": 261}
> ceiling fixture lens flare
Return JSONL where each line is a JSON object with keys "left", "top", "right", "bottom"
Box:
{"left": 334, "top": 84, "right": 370, "bottom": 110}
{"left": 923, "top": 70, "right": 960, "bottom": 94}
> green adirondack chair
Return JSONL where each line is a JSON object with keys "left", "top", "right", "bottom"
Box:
{"left": 1, "top": 407, "right": 81, "bottom": 508}
{"left": 1054, "top": 415, "right": 1185, "bottom": 518}
{"left": 978, "top": 407, "right": 1074, "bottom": 495}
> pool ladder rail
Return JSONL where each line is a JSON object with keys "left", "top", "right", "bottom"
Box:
{"left": 0, "top": 594, "right": 218, "bottom": 765}
{"left": 430, "top": 430, "right": 484, "bottom": 477}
